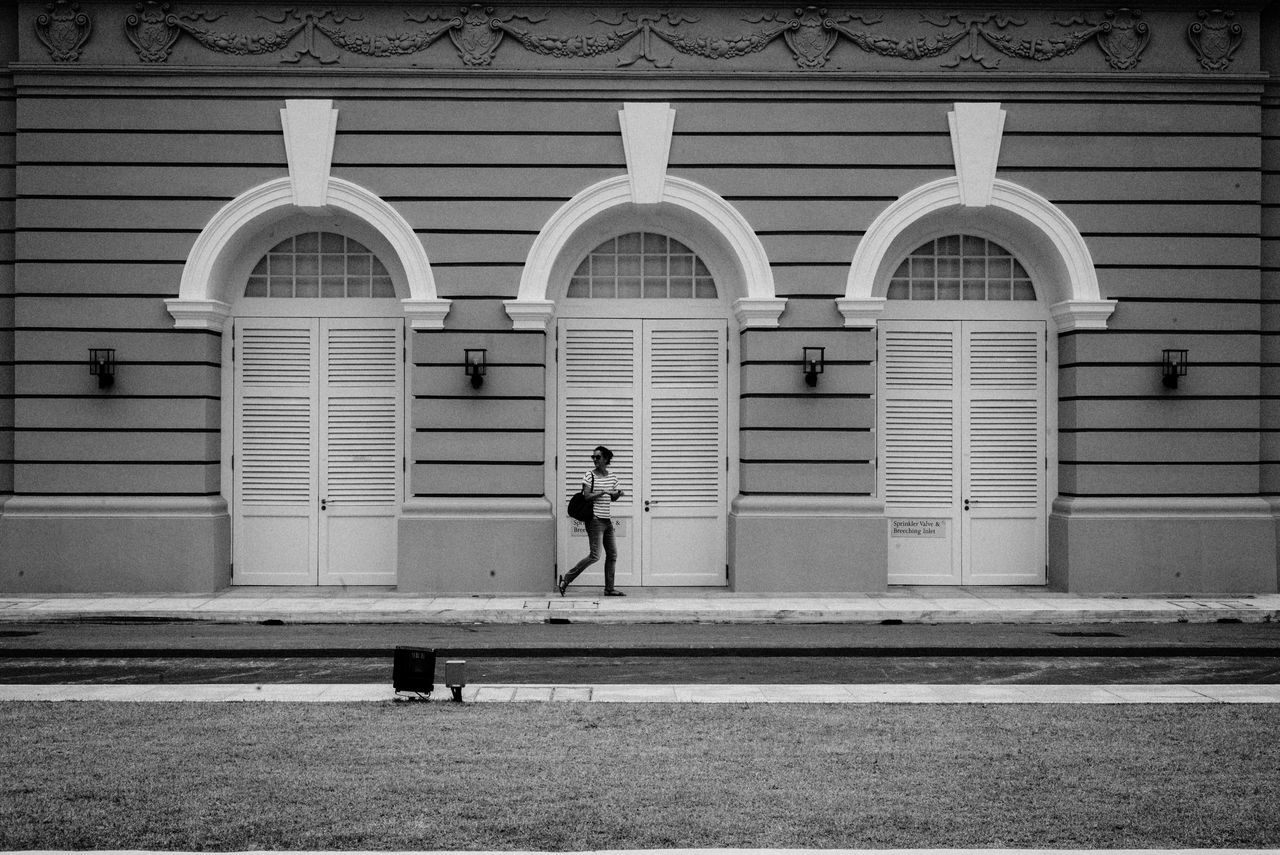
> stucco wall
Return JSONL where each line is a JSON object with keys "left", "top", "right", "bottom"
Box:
{"left": 1, "top": 1, "right": 1276, "bottom": 593}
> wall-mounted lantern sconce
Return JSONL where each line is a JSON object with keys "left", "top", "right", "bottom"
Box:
{"left": 803, "top": 346, "right": 825, "bottom": 388}
{"left": 89, "top": 348, "right": 116, "bottom": 389}
{"left": 1162, "top": 348, "right": 1188, "bottom": 389}
{"left": 464, "top": 348, "right": 487, "bottom": 389}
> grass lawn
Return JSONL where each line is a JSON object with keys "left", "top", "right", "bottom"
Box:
{"left": 1, "top": 702, "right": 1277, "bottom": 850}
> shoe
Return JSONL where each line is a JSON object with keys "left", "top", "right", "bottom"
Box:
{"left": 557, "top": 575, "right": 567, "bottom": 597}
{"left": 604, "top": 588, "right": 625, "bottom": 596}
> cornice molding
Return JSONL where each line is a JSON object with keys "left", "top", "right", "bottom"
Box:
{"left": 8, "top": 63, "right": 1271, "bottom": 90}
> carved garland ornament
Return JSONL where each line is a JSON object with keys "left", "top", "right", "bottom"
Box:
{"left": 35, "top": 3, "right": 1242, "bottom": 72}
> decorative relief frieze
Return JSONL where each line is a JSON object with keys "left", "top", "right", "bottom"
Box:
{"left": 30, "top": 3, "right": 1224, "bottom": 73}
{"left": 125, "top": 2, "right": 181, "bottom": 61}
{"left": 1188, "top": 9, "right": 1243, "bottom": 71}
{"left": 34, "top": 0, "right": 93, "bottom": 62}
{"left": 1093, "top": 7, "right": 1149, "bottom": 70}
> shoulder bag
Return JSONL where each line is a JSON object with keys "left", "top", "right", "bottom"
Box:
{"left": 567, "top": 474, "right": 594, "bottom": 522}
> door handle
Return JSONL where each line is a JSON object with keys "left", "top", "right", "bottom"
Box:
{"left": 644, "top": 500, "right": 651, "bottom": 512}
{"left": 963, "top": 498, "right": 970, "bottom": 511}
{"left": 321, "top": 497, "right": 327, "bottom": 511}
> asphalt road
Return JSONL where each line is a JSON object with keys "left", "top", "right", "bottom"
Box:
{"left": 2, "top": 620, "right": 1277, "bottom": 685}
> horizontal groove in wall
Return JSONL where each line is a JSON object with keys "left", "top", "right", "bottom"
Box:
{"left": 19, "top": 194, "right": 235, "bottom": 202}
{"left": 412, "top": 328, "right": 542, "bottom": 334}
{"left": 12, "top": 394, "right": 220, "bottom": 400}
{"left": 740, "top": 426, "right": 871, "bottom": 432}
{"left": 16, "top": 259, "right": 186, "bottom": 265}
{"left": 1061, "top": 329, "right": 1269, "bottom": 337}
{"left": 740, "top": 326, "right": 858, "bottom": 333}
{"left": 17, "top": 459, "right": 215, "bottom": 465}
{"left": 744, "top": 458, "right": 870, "bottom": 465}
{"left": 14, "top": 360, "right": 219, "bottom": 367}
{"left": 414, "top": 395, "right": 544, "bottom": 401}
{"left": 414, "top": 460, "right": 542, "bottom": 466}
{"left": 1060, "top": 427, "right": 1267, "bottom": 433}
{"left": 415, "top": 362, "right": 543, "bottom": 368}
{"left": 1058, "top": 491, "right": 1265, "bottom": 499}
{"left": 12, "top": 491, "right": 221, "bottom": 497}
{"left": 738, "top": 490, "right": 872, "bottom": 497}
{"left": 1093, "top": 264, "right": 1262, "bottom": 271}
{"left": 413, "top": 492, "right": 543, "bottom": 499}
{"left": 741, "top": 361, "right": 872, "bottom": 367}
{"left": 1059, "top": 394, "right": 1274, "bottom": 401}
{"left": 1060, "top": 362, "right": 1266, "bottom": 369}
{"left": 417, "top": 427, "right": 543, "bottom": 433}
{"left": 14, "top": 293, "right": 188, "bottom": 300}
{"left": 1061, "top": 461, "right": 1261, "bottom": 466}
{"left": 1112, "top": 297, "right": 1267, "bottom": 304}
{"left": 14, "top": 426, "right": 218, "bottom": 433}
{"left": 740, "top": 393, "right": 871, "bottom": 400}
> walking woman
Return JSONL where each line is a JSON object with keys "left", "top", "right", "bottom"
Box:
{"left": 559, "top": 445, "right": 625, "bottom": 597}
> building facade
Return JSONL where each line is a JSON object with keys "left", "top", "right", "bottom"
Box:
{"left": 1, "top": 0, "right": 1278, "bottom": 594}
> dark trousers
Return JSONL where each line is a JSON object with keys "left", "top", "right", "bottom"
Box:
{"left": 564, "top": 517, "right": 616, "bottom": 589}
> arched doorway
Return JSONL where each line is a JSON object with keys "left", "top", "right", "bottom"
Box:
{"left": 556, "top": 231, "right": 731, "bottom": 587}
{"left": 224, "top": 224, "right": 408, "bottom": 586}
{"left": 839, "top": 174, "right": 1115, "bottom": 587}
{"left": 877, "top": 234, "right": 1049, "bottom": 585}
{"left": 505, "top": 104, "right": 786, "bottom": 590}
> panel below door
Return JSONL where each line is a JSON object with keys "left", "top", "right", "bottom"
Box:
{"left": 235, "top": 513, "right": 314, "bottom": 585}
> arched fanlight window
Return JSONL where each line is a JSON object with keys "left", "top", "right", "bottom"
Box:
{"left": 567, "top": 232, "right": 717, "bottom": 299}
{"left": 243, "top": 232, "right": 395, "bottom": 298}
{"left": 887, "top": 235, "right": 1036, "bottom": 301}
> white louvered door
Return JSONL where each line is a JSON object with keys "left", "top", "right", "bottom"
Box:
{"left": 318, "top": 319, "right": 402, "bottom": 585}
{"left": 642, "top": 321, "right": 727, "bottom": 585}
{"left": 559, "top": 320, "right": 642, "bottom": 587}
{"left": 880, "top": 324, "right": 963, "bottom": 584}
{"left": 234, "top": 318, "right": 402, "bottom": 586}
{"left": 961, "top": 321, "right": 1046, "bottom": 585}
{"left": 234, "top": 318, "right": 319, "bottom": 585}
{"left": 558, "top": 318, "right": 727, "bottom": 587}
{"left": 880, "top": 320, "right": 1045, "bottom": 585}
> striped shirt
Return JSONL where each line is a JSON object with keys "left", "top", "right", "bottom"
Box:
{"left": 582, "top": 470, "right": 620, "bottom": 519}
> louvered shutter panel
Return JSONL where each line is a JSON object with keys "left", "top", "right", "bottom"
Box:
{"left": 233, "top": 318, "right": 319, "bottom": 584}
{"left": 239, "top": 325, "right": 315, "bottom": 504}
{"left": 561, "top": 324, "right": 639, "bottom": 504}
{"left": 880, "top": 327, "right": 960, "bottom": 508}
{"left": 318, "top": 319, "right": 402, "bottom": 585}
{"left": 322, "top": 325, "right": 400, "bottom": 506}
{"left": 963, "top": 326, "right": 1043, "bottom": 508}
{"left": 646, "top": 327, "right": 723, "bottom": 507}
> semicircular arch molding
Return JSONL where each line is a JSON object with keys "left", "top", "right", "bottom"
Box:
{"left": 838, "top": 177, "right": 1115, "bottom": 331}
{"left": 505, "top": 175, "right": 785, "bottom": 331}
{"left": 165, "top": 177, "right": 449, "bottom": 332}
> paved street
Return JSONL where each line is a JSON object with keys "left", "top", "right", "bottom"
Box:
{"left": 3, "top": 620, "right": 1277, "bottom": 686}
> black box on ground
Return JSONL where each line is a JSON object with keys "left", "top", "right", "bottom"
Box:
{"left": 393, "top": 646, "right": 435, "bottom": 695}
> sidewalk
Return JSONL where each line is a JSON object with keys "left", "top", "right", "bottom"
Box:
{"left": 1, "top": 586, "right": 1277, "bottom": 624}
{"left": 4, "top": 682, "right": 1279, "bottom": 704}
